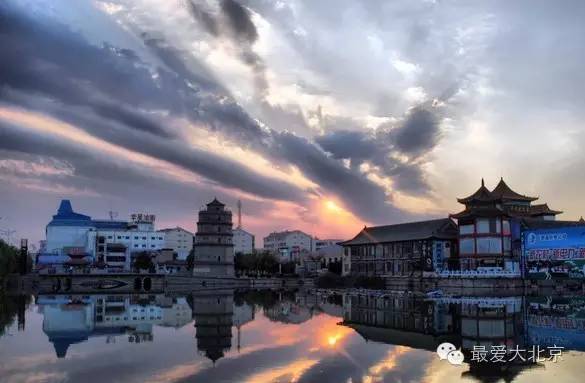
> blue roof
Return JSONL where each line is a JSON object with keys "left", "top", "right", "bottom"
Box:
{"left": 47, "top": 200, "right": 129, "bottom": 229}
{"left": 47, "top": 200, "right": 93, "bottom": 227}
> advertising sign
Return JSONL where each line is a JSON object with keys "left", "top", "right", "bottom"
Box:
{"left": 524, "top": 227, "right": 585, "bottom": 261}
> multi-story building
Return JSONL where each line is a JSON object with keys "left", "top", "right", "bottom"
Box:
{"left": 86, "top": 215, "right": 164, "bottom": 271}
{"left": 157, "top": 227, "right": 194, "bottom": 260}
{"left": 232, "top": 227, "right": 255, "bottom": 255}
{"left": 450, "top": 178, "right": 562, "bottom": 273}
{"left": 263, "top": 230, "right": 313, "bottom": 263}
{"left": 42, "top": 200, "right": 165, "bottom": 271}
{"left": 192, "top": 199, "right": 235, "bottom": 277}
{"left": 340, "top": 218, "right": 458, "bottom": 277}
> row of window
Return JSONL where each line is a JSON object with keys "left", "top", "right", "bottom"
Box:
{"left": 350, "top": 241, "right": 436, "bottom": 259}
{"left": 460, "top": 237, "right": 511, "bottom": 254}
{"left": 459, "top": 218, "right": 511, "bottom": 235}
{"left": 107, "top": 235, "right": 164, "bottom": 240}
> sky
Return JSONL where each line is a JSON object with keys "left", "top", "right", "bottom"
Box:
{"left": 1, "top": 0, "right": 585, "bottom": 248}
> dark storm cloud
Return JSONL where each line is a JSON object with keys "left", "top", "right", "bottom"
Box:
{"left": 391, "top": 107, "right": 440, "bottom": 156}
{"left": 315, "top": 107, "right": 439, "bottom": 195}
{"left": 220, "top": 0, "right": 259, "bottom": 43}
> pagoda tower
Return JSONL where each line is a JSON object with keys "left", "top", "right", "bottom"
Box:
{"left": 193, "top": 199, "right": 234, "bottom": 277}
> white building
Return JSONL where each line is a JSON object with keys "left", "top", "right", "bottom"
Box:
{"left": 263, "top": 230, "right": 313, "bottom": 263}
{"left": 233, "top": 227, "right": 255, "bottom": 255}
{"left": 43, "top": 200, "right": 165, "bottom": 271}
{"left": 157, "top": 227, "right": 194, "bottom": 260}
{"left": 86, "top": 222, "right": 165, "bottom": 270}
{"left": 314, "top": 238, "right": 343, "bottom": 251}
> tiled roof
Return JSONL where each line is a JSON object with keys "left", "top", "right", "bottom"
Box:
{"left": 457, "top": 178, "right": 538, "bottom": 205}
{"left": 450, "top": 205, "right": 507, "bottom": 220}
{"left": 340, "top": 218, "right": 457, "bottom": 246}
{"left": 457, "top": 179, "right": 498, "bottom": 204}
{"left": 491, "top": 178, "right": 538, "bottom": 202}
{"left": 528, "top": 203, "right": 562, "bottom": 216}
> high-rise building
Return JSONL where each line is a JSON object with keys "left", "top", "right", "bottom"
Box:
{"left": 193, "top": 199, "right": 234, "bottom": 277}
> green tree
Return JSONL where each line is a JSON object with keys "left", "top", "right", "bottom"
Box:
{"left": 0, "top": 239, "right": 19, "bottom": 278}
{"left": 133, "top": 251, "right": 154, "bottom": 271}
{"left": 186, "top": 248, "right": 195, "bottom": 271}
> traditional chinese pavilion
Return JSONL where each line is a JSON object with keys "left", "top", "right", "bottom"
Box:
{"left": 450, "top": 178, "right": 562, "bottom": 272}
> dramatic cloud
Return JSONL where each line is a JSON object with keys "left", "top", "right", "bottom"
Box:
{"left": 316, "top": 106, "right": 440, "bottom": 195}
{"left": 2, "top": 0, "right": 585, "bottom": 244}
{"left": 186, "top": 0, "right": 268, "bottom": 98}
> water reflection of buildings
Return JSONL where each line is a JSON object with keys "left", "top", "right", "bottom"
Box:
{"left": 340, "top": 293, "right": 584, "bottom": 381}
{"left": 342, "top": 293, "right": 459, "bottom": 351}
{"left": 38, "top": 294, "right": 191, "bottom": 357}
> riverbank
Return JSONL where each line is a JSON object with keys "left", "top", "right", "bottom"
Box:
{"left": 3, "top": 272, "right": 583, "bottom": 296}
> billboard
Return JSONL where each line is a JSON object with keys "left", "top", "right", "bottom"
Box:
{"left": 523, "top": 226, "right": 585, "bottom": 278}
{"left": 524, "top": 227, "right": 585, "bottom": 261}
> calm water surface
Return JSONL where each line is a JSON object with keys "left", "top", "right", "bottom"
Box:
{"left": 1, "top": 290, "right": 584, "bottom": 383}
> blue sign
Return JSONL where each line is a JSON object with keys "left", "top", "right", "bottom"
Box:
{"left": 524, "top": 226, "right": 585, "bottom": 261}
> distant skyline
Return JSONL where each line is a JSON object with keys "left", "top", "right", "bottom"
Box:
{"left": 2, "top": 0, "right": 585, "bottom": 246}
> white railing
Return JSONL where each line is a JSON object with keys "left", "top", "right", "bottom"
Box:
{"left": 435, "top": 269, "right": 521, "bottom": 278}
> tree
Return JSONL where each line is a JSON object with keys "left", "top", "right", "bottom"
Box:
{"left": 133, "top": 251, "right": 154, "bottom": 271}
{"left": 186, "top": 249, "right": 195, "bottom": 271}
{"left": 0, "top": 239, "right": 19, "bottom": 278}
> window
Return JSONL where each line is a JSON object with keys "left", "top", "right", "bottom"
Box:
{"left": 503, "top": 237, "right": 511, "bottom": 252}
{"left": 460, "top": 238, "right": 475, "bottom": 254}
{"left": 125, "top": 236, "right": 130, "bottom": 239}
{"left": 107, "top": 235, "right": 113, "bottom": 239}
{"left": 459, "top": 224, "right": 474, "bottom": 235}
{"left": 477, "top": 237, "right": 502, "bottom": 254}
{"left": 476, "top": 219, "right": 490, "bottom": 234}
{"left": 134, "top": 236, "right": 139, "bottom": 240}
{"left": 502, "top": 220, "right": 511, "bottom": 235}
{"left": 490, "top": 219, "right": 501, "bottom": 233}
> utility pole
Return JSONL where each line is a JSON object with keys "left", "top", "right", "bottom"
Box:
{"left": 20, "top": 238, "right": 28, "bottom": 275}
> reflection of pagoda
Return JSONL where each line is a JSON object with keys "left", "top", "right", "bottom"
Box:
{"left": 192, "top": 290, "right": 234, "bottom": 364}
